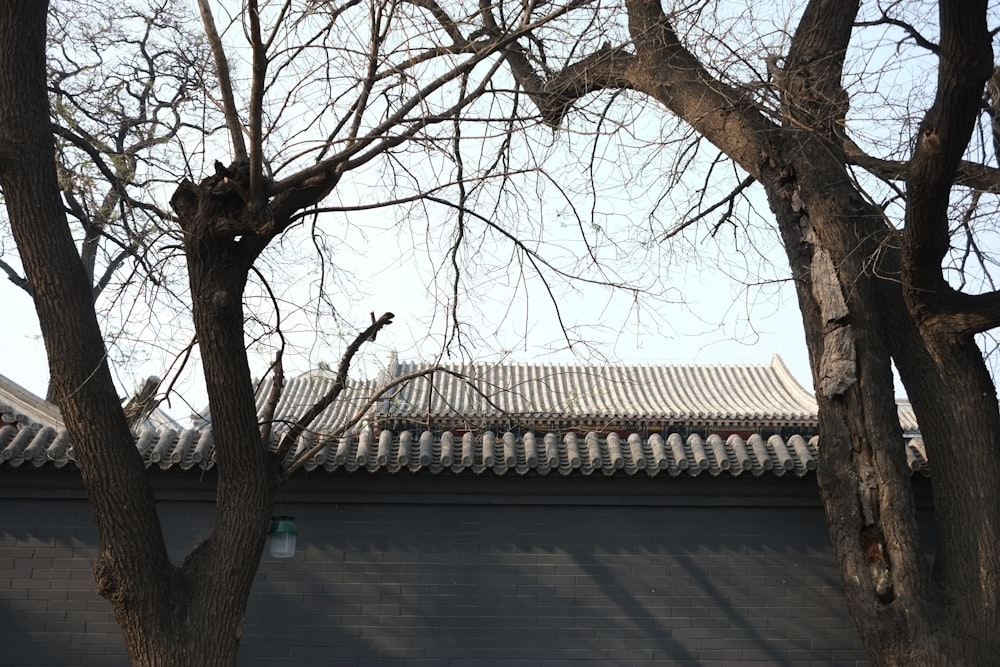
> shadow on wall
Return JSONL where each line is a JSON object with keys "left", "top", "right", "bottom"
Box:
{"left": 0, "top": 541, "right": 66, "bottom": 667}
{"left": 0, "top": 512, "right": 128, "bottom": 667}
{"left": 0, "top": 498, "right": 219, "bottom": 667}
{"left": 0, "top": 497, "right": 876, "bottom": 666}
{"left": 244, "top": 503, "right": 867, "bottom": 667}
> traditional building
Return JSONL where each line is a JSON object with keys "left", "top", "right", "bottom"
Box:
{"left": 0, "top": 357, "right": 926, "bottom": 666}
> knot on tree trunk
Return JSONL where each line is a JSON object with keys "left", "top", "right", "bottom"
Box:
{"left": 94, "top": 549, "right": 126, "bottom": 603}
{"left": 170, "top": 159, "right": 274, "bottom": 240}
{"left": 860, "top": 525, "right": 894, "bottom": 602}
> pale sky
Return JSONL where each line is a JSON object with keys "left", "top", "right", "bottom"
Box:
{"left": 2, "top": 1, "right": 989, "bottom": 428}
{"left": 0, "top": 2, "right": 828, "bottom": 414}
{"left": 0, "top": 216, "right": 815, "bottom": 418}
{"left": 0, "top": 120, "right": 820, "bottom": 420}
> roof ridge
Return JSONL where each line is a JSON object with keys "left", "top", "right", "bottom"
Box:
{"left": 0, "top": 372, "right": 63, "bottom": 429}
{"left": 768, "top": 355, "right": 817, "bottom": 408}
{"left": 393, "top": 357, "right": 783, "bottom": 371}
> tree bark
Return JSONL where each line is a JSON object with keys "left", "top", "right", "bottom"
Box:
{"left": 723, "top": 1, "right": 1000, "bottom": 662}
{"left": 0, "top": 4, "right": 274, "bottom": 664}
{"left": 758, "top": 2, "right": 1000, "bottom": 662}
{"left": 0, "top": 0, "right": 178, "bottom": 662}
{"left": 168, "top": 168, "right": 278, "bottom": 665}
{"left": 520, "top": 0, "right": 1000, "bottom": 663}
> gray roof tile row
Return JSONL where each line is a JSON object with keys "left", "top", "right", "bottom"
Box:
{"left": 0, "top": 356, "right": 925, "bottom": 477}
{"left": 1, "top": 423, "right": 930, "bottom": 478}
{"left": 0, "top": 375, "right": 62, "bottom": 431}
{"left": 376, "top": 356, "right": 822, "bottom": 426}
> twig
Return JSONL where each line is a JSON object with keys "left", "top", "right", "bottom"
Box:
{"left": 246, "top": 0, "right": 266, "bottom": 200}
{"left": 273, "top": 312, "right": 394, "bottom": 464}
{"left": 254, "top": 265, "right": 286, "bottom": 448}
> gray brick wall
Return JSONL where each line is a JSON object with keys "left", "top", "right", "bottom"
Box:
{"left": 0, "top": 503, "right": 122, "bottom": 666}
{"left": 1, "top": 478, "right": 873, "bottom": 667}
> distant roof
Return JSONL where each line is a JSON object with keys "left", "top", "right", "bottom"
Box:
{"left": 0, "top": 373, "right": 63, "bottom": 430}
{"left": 376, "top": 356, "right": 821, "bottom": 429}
{"left": 269, "top": 355, "right": 915, "bottom": 433}
{"left": 190, "top": 370, "right": 374, "bottom": 431}
{"left": 0, "top": 373, "right": 179, "bottom": 432}
{"left": 0, "top": 357, "right": 923, "bottom": 477}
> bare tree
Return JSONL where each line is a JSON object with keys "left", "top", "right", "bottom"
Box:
{"left": 0, "top": 0, "right": 635, "bottom": 665}
{"left": 496, "top": 0, "right": 1000, "bottom": 664}
{"left": 10, "top": 0, "right": 995, "bottom": 664}
{"left": 2, "top": 1, "right": 205, "bottom": 301}
{"left": 0, "top": 1, "right": 213, "bottom": 401}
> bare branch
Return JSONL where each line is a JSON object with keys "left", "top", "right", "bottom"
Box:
{"left": 158, "top": 336, "right": 197, "bottom": 414}
{"left": 407, "top": 0, "right": 466, "bottom": 44}
{"left": 50, "top": 125, "right": 172, "bottom": 219}
{"left": 267, "top": 1, "right": 597, "bottom": 223}
{"left": 197, "top": 0, "right": 248, "bottom": 161}
{"left": 446, "top": 74, "right": 470, "bottom": 352}
{"left": 855, "top": 13, "right": 939, "bottom": 54}
{"left": 281, "top": 365, "right": 451, "bottom": 478}
{"left": 506, "top": 41, "right": 633, "bottom": 126}
{"left": 782, "top": 0, "right": 857, "bottom": 139}
{"left": 92, "top": 247, "right": 134, "bottom": 300}
{"left": 272, "top": 312, "right": 395, "bottom": 464}
{"left": 345, "top": 1, "right": 391, "bottom": 148}
{"left": 931, "top": 289, "right": 1000, "bottom": 335}
{"left": 903, "top": 0, "right": 993, "bottom": 322}
{"left": 844, "top": 137, "right": 1000, "bottom": 193}
{"left": 0, "top": 256, "right": 31, "bottom": 295}
{"left": 253, "top": 265, "right": 285, "bottom": 449}
{"left": 247, "top": 0, "right": 266, "bottom": 201}
{"left": 618, "top": 0, "right": 775, "bottom": 176}
{"left": 661, "top": 174, "right": 756, "bottom": 241}
{"left": 479, "top": 0, "right": 631, "bottom": 125}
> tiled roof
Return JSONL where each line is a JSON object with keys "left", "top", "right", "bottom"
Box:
{"left": 0, "top": 358, "right": 927, "bottom": 477}
{"left": 0, "top": 373, "right": 179, "bottom": 432}
{"left": 255, "top": 372, "right": 378, "bottom": 433}
{"left": 191, "top": 370, "right": 372, "bottom": 430}
{"left": 0, "top": 422, "right": 931, "bottom": 477}
{"left": 376, "top": 356, "right": 820, "bottom": 428}
{"left": 0, "top": 373, "right": 63, "bottom": 431}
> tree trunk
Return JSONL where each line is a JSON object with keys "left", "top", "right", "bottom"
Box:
{"left": 764, "top": 146, "right": 1000, "bottom": 665}
{"left": 614, "top": 1, "right": 1000, "bottom": 661}
{"left": 168, "top": 193, "right": 277, "bottom": 666}
{"left": 0, "top": 3, "right": 275, "bottom": 664}
{"left": 762, "top": 155, "right": 943, "bottom": 665}
{"left": 759, "top": 82, "right": 1000, "bottom": 667}
{"left": 742, "top": 3, "right": 1000, "bottom": 662}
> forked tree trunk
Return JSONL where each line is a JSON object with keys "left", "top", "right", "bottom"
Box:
{"left": 0, "top": 3, "right": 276, "bottom": 665}
{"left": 744, "top": 2, "right": 1000, "bottom": 662}
{"left": 756, "top": 103, "right": 1000, "bottom": 667}
{"left": 163, "top": 195, "right": 279, "bottom": 666}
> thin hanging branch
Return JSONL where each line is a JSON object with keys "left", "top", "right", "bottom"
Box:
{"left": 254, "top": 265, "right": 286, "bottom": 449}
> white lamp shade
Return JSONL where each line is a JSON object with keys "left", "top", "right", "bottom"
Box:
{"left": 268, "top": 516, "right": 297, "bottom": 558}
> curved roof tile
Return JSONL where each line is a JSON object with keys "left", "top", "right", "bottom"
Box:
{"left": 0, "top": 424, "right": 929, "bottom": 478}
{"left": 0, "top": 357, "right": 927, "bottom": 478}
{"left": 0, "top": 373, "right": 62, "bottom": 430}
{"left": 378, "top": 356, "right": 819, "bottom": 427}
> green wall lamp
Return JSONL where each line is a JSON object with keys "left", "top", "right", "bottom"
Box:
{"left": 268, "top": 515, "right": 297, "bottom": 558}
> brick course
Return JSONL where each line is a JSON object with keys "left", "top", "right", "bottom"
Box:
{"left": 1, "top": 475, "right": 874, "bottom": 667}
